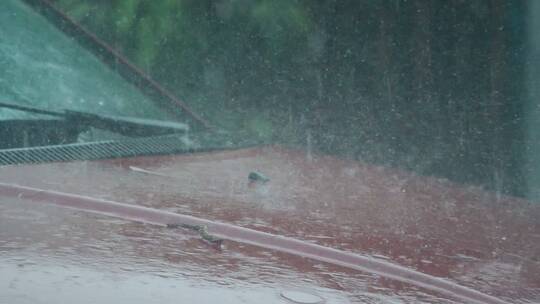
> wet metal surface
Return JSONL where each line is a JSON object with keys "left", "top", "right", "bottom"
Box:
{"left": 1, "top": 256, "right": 347, "bottom": 304}
{"left": 1, "top": 146, "right": 540, "bottom": 303}
{"left": 0, "top": 182, "right": 509, "bottom": 304}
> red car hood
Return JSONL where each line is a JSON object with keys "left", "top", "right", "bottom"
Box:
{"left": 1, "top": 146, "right": 539, "bottom": 303}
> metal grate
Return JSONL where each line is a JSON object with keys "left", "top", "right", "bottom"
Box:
{"left": 0, "top": 134, "right": 193, "bottom": 166}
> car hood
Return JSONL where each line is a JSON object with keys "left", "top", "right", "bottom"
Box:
{"left": 1, "top": 146, "right": 539, "bottom": 303}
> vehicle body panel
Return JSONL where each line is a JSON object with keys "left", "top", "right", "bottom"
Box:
{"left": 1, "top": 146, "right": 539, "bottom": 303}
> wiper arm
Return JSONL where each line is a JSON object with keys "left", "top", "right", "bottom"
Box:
{"left": 0, "top": 101, "right": 188, "bottom": 137}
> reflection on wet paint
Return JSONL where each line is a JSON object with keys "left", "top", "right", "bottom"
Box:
{"left": 0, "top": 256, "right": 349, "bottom": 304}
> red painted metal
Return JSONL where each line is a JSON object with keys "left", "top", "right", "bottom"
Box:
{"left": 1, "top": 146, "right": 539, "bottom": 302}
{"left": 0, "top": 182, "right": 509, "bottom": 304}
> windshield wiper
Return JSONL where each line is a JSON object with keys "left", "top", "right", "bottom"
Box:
{"left": 0, "top": 101, "right": 188, "bottom": 137}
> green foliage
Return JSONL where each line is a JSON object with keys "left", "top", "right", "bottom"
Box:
{"left": 113, "top": 0, "right": 138, "bottom": 35}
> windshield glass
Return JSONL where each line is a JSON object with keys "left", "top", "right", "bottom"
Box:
{"left": 0, "top": 0, "right": 170, "bottom": 121}
{"left": 38, "top": 0, "right": 533, "bottom": 199}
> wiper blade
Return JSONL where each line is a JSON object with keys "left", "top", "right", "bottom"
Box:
{"left": 63, "top": 110, "right": 188, "bottom": 137}
{"left": 0, "top": 101, "right": 65, "bottom": 117}
{"left": 0, "top": 101, "right": 188, "bottom": 137}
